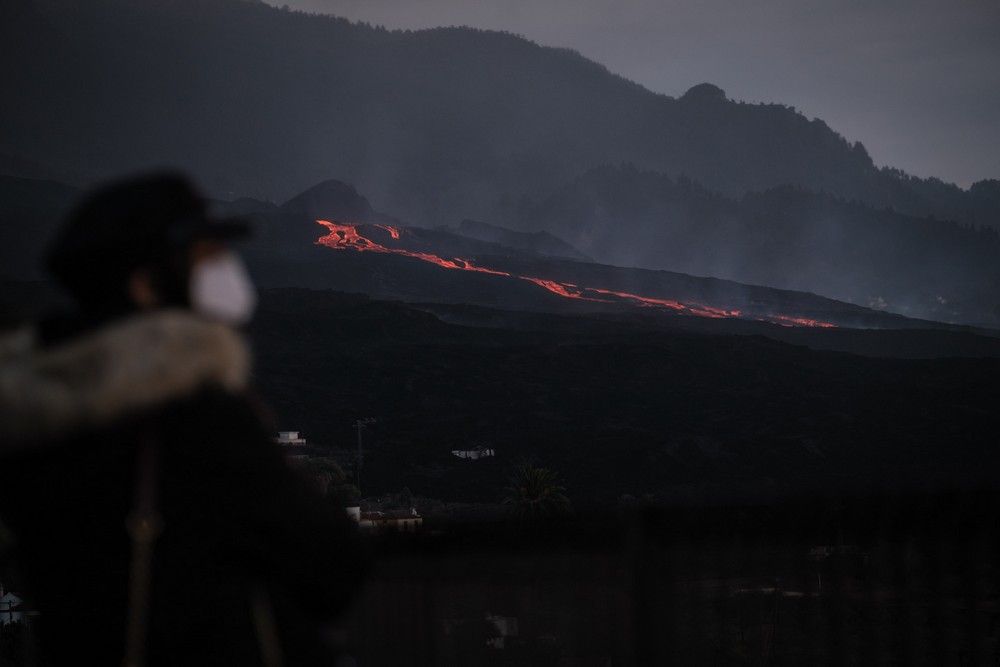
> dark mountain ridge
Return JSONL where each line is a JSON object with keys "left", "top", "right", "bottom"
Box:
{"left": 438, "top": 219, "right": 590, "bottom": 261}
{"left": 1, "top": 0, "right": 995, "bottom": 229}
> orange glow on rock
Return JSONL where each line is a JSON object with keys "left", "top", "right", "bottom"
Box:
{"left": 520, "top": 277, "right": 605, "bottom": 301}
{"left": 588, "top": 288, "right": 742, "bottom": 319}
{"left": 761, "top": 314, "right": 838, "bottom": 329}
{"left": 316, "top": 219, "right": 509, "bottom": 275}
{"left": 374, "top": 224, "right": 402, "bottom": 240}
{"left": 315, "top": 220, "right": 836, "bottom": 328}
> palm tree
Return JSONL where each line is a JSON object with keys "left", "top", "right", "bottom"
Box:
{"left": 502, "top": 462, "right": 571, "bottom": 519}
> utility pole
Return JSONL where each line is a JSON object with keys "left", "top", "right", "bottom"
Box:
{"left": 354, "top": 417, "right": 376, "bottom": 496}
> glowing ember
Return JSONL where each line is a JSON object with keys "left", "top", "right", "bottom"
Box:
{"left": 315, "top": 220, "right": 836, "bottom": 328}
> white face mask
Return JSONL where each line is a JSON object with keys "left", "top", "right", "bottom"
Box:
{"left": 189, "top": 252, "right": 257, "bottom": 325}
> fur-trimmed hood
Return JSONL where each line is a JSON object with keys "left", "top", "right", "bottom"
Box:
{"left": 0, "top": 311, "right": 251, "bottom": 444}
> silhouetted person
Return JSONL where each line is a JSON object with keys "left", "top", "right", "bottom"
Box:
{"left": 0, "top": 173, "right": 366, "bottom": 665}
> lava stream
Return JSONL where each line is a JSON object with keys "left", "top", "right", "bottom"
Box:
{"left": 762, "top": 314, "right": 838, "bottom": 329}
{"left": 315, "top": 220, "right": 835, "bottom": 328}
{"left": 316, "top": 220, "right": 508, "bottom": 275}
{"left": 519, "top": 277, "right": 605, "bottom": 302}
{"left": 374, "top": 224, "right": 401, "bottom": 239}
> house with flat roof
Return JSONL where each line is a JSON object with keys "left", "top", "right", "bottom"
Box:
{"left": 274, "top": 431, "right": 310, "bottom": 459}
{"left": 347, "top": 506, "right": 423, "bottom": 533}
{"left": 275, "top": 431, "right": 307, "bottom": 446}
{"left": 451, "top": 445, "right": 495, "bottom": 460}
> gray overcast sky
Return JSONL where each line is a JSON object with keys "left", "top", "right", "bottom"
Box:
{"left": 273, "top": 0, "right": 1000, "bottom": 187}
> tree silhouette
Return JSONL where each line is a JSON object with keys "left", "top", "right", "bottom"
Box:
{"left": 502, "top": 462, "right": 571, "bottom": 519}
{"left": 299, "top": 457, "right": 360, "bottom": 505}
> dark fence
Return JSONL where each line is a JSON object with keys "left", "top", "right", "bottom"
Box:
{"left": 341, "top": 493, "right": 1000, "bottom": 665}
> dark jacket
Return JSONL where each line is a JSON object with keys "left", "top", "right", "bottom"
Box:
{"left": 0, "top": 311, "right": 366, "bottom": 665}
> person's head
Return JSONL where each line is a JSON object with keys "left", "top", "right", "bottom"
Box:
{"left": 46, "top": 172, "right": 256, "bottom": 324}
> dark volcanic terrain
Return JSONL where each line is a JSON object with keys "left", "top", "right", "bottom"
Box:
{"left": 249, "top": 288, "right": 1000, "bottom": 506}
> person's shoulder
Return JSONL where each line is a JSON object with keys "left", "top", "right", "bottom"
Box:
{"left": 1, "top": 310, "right": 253, "bottom": 447}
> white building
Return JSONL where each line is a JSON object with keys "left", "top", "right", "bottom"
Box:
{"left": 451, "top": 445, "right": 495, "bottom": 460}
{"left": 274, "top": 431, "right": 310, "bottom": 459}
{"left": 349, "top": 506, "right": 423, "bottom": 533}
{"left": 275, "top": 431, "right": 307, "bottom": 446}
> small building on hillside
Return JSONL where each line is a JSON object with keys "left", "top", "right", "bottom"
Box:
{"left": 442, "top": 613, "right": 520, "bottom": 650}
{"left": 274, "top": 431, "right": 309, "bottom": 459}
{"left": 275, "top": 431, "right": 307, "bottom": 447}
{"left": 451, "top": 445, "right": 495, "bottom": 460}
{"left": 348, "top": 506, "right": 423, "bottom": 533}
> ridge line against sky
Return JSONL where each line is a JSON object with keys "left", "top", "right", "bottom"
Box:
{"left": 269, "top": 0, "right": 1000, "bottom": 188}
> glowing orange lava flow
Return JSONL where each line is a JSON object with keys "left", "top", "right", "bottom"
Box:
{"left": 520, "top": 277, "right": 605, "bottom": 302}
{"left": 763, "top": 314, "right": 838, "bottom": 329}
{"left": 587, "top": 288, "right": 742, "bottom": 319}
{"left": 316, "top": 220, "right": 509, "bottom": 276}
{"left": 374, "top": 224, "right": 401, "bottom": 240}
{"left": 315, "top": 220, "right": 836, "bottom": 328}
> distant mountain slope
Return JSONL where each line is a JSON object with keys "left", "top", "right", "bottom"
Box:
{"left": 519, "top": 165, "right": 1000, "bottom": 326}
{"left": 6, "top": 173, "right": 969, "bottom": 340}
{"left": 0, "top": 0, "right": 995, "bottom": 228}
{"left": 5, "top": 171, "right": 995, "bottom": 329}
{"left": 438, "top": 220, "right": 589, "bottom": 261}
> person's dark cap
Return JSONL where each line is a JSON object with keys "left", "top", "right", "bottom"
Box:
{"left": 46, "top": 172, "right": 250, "bottom": 304}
